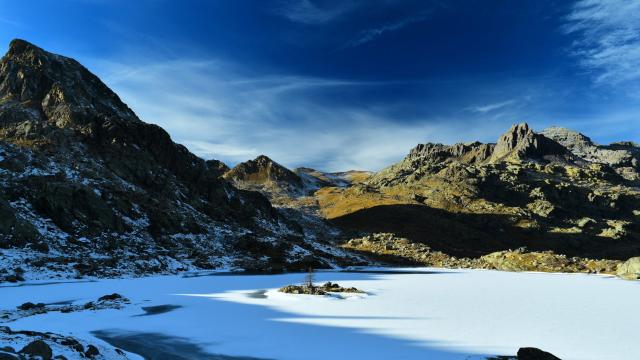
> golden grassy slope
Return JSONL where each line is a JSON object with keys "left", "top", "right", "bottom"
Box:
{"left": 314, "top": 186, "right": 410, "bottom": 219}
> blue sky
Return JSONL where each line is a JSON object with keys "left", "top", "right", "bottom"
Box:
{"left": 1, "top": 0, "right": 639, "bottom": 170}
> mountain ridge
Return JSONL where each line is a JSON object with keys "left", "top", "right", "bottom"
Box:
{"left": 0, "top": 39, "right": 361, "bottom": 282}
{"left": 0, "top": 39, "right": 638, "bottom": 283}
{"left": 224, "top": 121, "right": 639, "bottom": 261}
{"left": 318, "top": 122, "right": 640, "bottom": 259}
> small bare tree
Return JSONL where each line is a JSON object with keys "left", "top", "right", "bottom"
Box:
{"left": 304, "top": 267, "right": 315, "bottom": 288}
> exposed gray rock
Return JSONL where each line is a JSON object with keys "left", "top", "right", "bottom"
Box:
{"left": 616, "top": 257, "right": 640, "bottom": 280}
{"left": 409, "top": 141, "right": 494, "bottom": 165}
{"left": 490, "top": 123, "right": 570, "bottom": 162}
{"left": 279, "top": 281, "right": 364, "bottom": 295}
{"left": 542, "top": 126, "right": 640, "bottom": 174}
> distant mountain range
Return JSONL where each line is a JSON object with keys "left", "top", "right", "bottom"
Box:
{"left": 0, "top": 40, "right": 638, "bottom": 282}
{"left": 348, "top": 123, "right": 639, "bottom": 259}
{"left": 226, "top": 122, "right": 639, "bottom": 261}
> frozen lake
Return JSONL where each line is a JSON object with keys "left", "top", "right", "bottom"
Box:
{"left": 1, "top": 268, "right": 638, "bottom": 360}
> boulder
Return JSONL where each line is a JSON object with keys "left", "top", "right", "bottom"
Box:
{"left": 616, "top": 257, "right": 640, "bottom": 280}
{"left": 576, "top": 217, "right": 596, "bottom": 228}
{"left": 0, "top": 346, "right": 18, "bottom": 360}
{"left": 97, "top": 293, "right": 123, "bottom": 302}
{"left": 17, "top": 302, "right": 45, "bottom": 311}
{"left": 0, "top": 352, "right": 19, "bottom": 360}
{"left": 517, "top": 347, "right": 561, "bottom": 360}
{"left": 60, "top": 338, "right": 83, "bottom": 353}
{"left": 84, "top": 345, "right": 100, "bottom": 357}
{"left": 19, "top": 340, "right": 52, "bottom": 360}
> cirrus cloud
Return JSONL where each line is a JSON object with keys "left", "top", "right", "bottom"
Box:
{"left": 87, "top": 55, "right": 513, "bottom": 171}
{"left": 564, "top": 0, "right": 640, "bottom": 91}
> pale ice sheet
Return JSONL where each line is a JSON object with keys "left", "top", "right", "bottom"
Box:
{"left": 1, "top": 268, "right": 638, "bottom": 360}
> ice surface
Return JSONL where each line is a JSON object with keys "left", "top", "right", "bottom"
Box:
{"left": 1, "top": 268, "right": 638, "bottom": 360}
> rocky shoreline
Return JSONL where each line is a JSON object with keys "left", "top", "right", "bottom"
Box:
{"left": 342, "top": 233, "right": 639, "bottom": 280}
{"left": 0, "top": 326, "right": 130, "bottom": 360}
{"left": 1, "top": 294, "right": 129, "bottom": 324}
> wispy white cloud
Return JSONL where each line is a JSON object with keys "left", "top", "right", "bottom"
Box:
{"left": 564, "top": 0, "right": 640, "bottom": 89}
{"left": 81, "top": 43, "right": 640, "bottom": 171}
{"left": 87, "top": 53, "right": 640, "bottom": 170}
{"left": 466, "top": 99, "right": 516, "bottom": 113}
{"left": 272, "top": 0, "right": 360, "bottom": 25}
{"left": 88, "top": 56, "right": 509, "bottom": 171}
{"left": 180, "top": 141, "right": 259, "bottom": 160}
{"left": 343, "top": 14, "right": 428, "bottom": 48}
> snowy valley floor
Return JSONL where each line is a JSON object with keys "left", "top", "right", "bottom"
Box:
{"left": 1, "top": 268, "right": 638, "bottom": 360}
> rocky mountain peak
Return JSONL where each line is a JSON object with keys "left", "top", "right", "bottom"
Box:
{"left": 493, "top": 122, "right": 531, "bottom": 153}
{"left": 6, "top": 39, "right": 43, "bottom": 58}
{"left": 0, "top": 39, "right": 216, "bottom": 189}
{"left": 0, "top": 40, "right": 362, "bottom": 276}
{"left": 399, "top": 123, "right": 573, "bottom": 167}
{"left": 0, "top": 39, "right": 140, "bottom": 148}
{"left": 541, "top": 126, "right": 594, "bottom": 148}
{"left": 490, "top": 122, "right": 569, "bottom": 162}
{"left": 495, "top": 122, "right": 533, "bottom": 149}
{"left": 225, "top": 155, "right": 303, "bottom": 189}
{"left": 254, "top": 154, "right": 279, "bottom": 166}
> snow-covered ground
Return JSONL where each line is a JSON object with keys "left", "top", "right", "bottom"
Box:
{"left": 1, "top": 268, "right": 638, "bottom": 360}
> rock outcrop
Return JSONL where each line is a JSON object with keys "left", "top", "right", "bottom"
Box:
{"left": 516, "top": 347, "right": 561, "bottom": 360}
{"left": 279, "top": 282, "right": 364, "bottom": 295}
{"left": 479, "top": 248, "right": 618, "bottom": 274}
{"left": 342, "top": 233, "right": 620, "bottom": 275}
{"left": 490, "top": 123, "right": 571, "bottom": 162}
{"left": 541, "top": 126, "right": 639, "bottom": 179}
{"left": 616, "top": 257, "right": 640, "bottom": 280}
{"left": 408, "top": 142, "right": 495, "bottom": 165}
{"left": 0, "top": 326, "right": 129, "bottom": 359}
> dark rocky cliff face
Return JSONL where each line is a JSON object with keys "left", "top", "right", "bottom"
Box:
{"left": 0, "top": 40, "right": 359, "bottom": 281}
